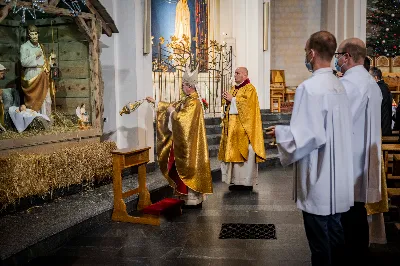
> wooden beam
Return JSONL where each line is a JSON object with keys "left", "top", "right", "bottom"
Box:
{"left": 74, "top": 16, "right": 92, "bottom": 42}
{"left": 49, "top": 0, "right": 60, "bottom": 6}
{"left": 86, "top": 0, "right": 112, "bottom": 37}
{"left": 88, "top": 18, "right": 103, "bottom": 129}
{"left": 0, "top": 0, "right": 94, "bottom": 20}
{"left": 0, "top": 3, "right": 12, "bottom": 24}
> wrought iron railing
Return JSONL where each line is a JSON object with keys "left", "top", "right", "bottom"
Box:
{"left": 152, "top": 36, "right": 233, "bottom": 115}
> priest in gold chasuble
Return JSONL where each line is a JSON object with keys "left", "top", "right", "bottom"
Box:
{"left": 219, "top": 67, "right": 266, "bottom": 189}
{"left": 146, "top": 67, "right": 212, "bottom": 206}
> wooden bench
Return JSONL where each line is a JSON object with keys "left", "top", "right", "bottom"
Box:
{"left": 110, "top": 147, "right": 184, "bottom": 226}
{"left": 111, "top": 147, "right": 160, "bottom": 225}
{"left": 382, "top": 136, "right": 400, "bottom": 144}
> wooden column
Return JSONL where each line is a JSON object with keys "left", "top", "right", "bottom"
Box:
{"left": 88, "top": 18, "right": 103, "bottom": 129}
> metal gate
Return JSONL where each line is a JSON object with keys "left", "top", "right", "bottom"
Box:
{"left": 152, "top": 38, "right": 233, "bottom": 115}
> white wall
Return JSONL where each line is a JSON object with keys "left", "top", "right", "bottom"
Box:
{"left": 100, "top": 0, "right": 154, "bottom": 162}
{"left": 219, "top": 0, "right": 271, "bottom": 109}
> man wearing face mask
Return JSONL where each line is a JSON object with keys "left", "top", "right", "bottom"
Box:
{"left": 146, "top": 66, "right": 213, "bottom": 207}
{"left": 266, "top": 31, "right": 354, "bottom": 265}
{"left": 335, "top": 38, "right": 382, "bottom": 263}
{"left": 20, "top": 25, "right": 56, "bottom": 117}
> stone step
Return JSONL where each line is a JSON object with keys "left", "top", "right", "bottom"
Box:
{"left": 205, "top": 124, "right": 222, "bottom": 135}
{"left": 205, "top": 117, "right": 221, "bottom": 125}
{"left": 262, "top": 120, "right": 290, "bottom": 128}
{"left": 261, "top": 112, "right": 292, "bottom": 121}
{"left": 205, "top": 113, "right": 291, "bottom": 124}
{"left": 208, "top": 143, "right": 278, "bottom": 158}
{"left": 207, "top": 133, "right": 278, "bottom": 147}
{"left": 205, "top": 120, "right": 290, "bottom": 136}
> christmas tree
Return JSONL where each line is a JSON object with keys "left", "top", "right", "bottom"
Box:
{"left": 367, "top": 0, "right": 400, "bottom": 57}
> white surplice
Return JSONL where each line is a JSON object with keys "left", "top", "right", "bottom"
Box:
{"left": 275, "top": 68, "right": 354, "bottom": 216}
{"left": 220, "top": 97, "right": 258, "bottom": 186}
{"left": 340, "top": 65, "right": 382, "bottom": 203}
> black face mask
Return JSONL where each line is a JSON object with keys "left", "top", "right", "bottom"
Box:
{"left": 0, "top": 76, "right": 5, "bottom": 80}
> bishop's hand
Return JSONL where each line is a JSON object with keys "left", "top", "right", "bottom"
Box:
{"left": 222, "top": 91, "right": 233, "bottom": 102}
{"left": 167, "top": 106, "right": 175, "bottom": 113}
{"left": 146, "top": 96, "right": 155, "bottom": 103}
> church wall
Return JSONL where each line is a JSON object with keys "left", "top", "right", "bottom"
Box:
{"left": 100, "top": 0, "right": 155, "bottom": 162}
{"left": 270, "top": 0, "right": 322, "bottom": 87}
{"left": 320, "top": 0, "right": 367, "bottom": 45}
{"left": 219, "top": 0, "right": 271, "bottom": 109}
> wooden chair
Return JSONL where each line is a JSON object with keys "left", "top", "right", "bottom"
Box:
{"left": 392, "top": 56, "right": 400, "bottom": 73}
{"left": 270, "top": 96, "right": 281, "bottom": 113}
{"left": 377, "top": 56, "right": 390, "bottom": 74}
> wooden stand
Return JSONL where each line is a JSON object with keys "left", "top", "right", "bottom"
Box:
{"left": 111, "top": 147, "right": 160, "bottom": 226}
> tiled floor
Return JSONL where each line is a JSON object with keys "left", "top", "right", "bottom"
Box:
{"left": 28, "top": 167, "right": 400, "bottom": 266}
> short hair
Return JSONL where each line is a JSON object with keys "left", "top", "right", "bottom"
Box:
{"left": 370, "top": 66, "right": 382, "bottom": 80}
{"left": 308, "top": 31, "right": 337, "bottom": 61}
{"left": 342, "top": 42, "right": 366, "bottom": 63}
{"left": 364, "top": 57, "right": 371, "bottom": 72}
{"left": 27, "top": 25, "right": 38, "bottom": 34}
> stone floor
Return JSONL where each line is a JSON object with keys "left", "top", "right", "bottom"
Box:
{"left": 27, "top": 166, "right": 400, "bottom": 266}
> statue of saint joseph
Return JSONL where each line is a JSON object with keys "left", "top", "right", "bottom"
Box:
{"left": 20, "top": 25, "right": 56, "bottom": 117}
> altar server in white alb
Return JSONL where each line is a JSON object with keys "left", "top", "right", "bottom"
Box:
{"left": 267, "top": 31, "right": 354, "bottom": 266}
{"left": 335, "top": 38, "right": 382, "bottom": 263}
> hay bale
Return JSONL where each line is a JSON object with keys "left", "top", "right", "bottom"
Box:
{"left": 0, "top": 141, "right": 117, "bottom": 209}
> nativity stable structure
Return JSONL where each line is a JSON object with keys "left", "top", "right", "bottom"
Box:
{"left": 0, "top": 0, "right": 118, "bottom": 209}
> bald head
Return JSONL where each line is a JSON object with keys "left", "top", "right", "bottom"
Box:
{"left": 234, "top": 67, "right": 248, "bottom": 84}
{"left": 338, "top": 38, "right": 366, "bottom": 64}
{"left": 237, "top": 67, "right": 248, "bottom": 75}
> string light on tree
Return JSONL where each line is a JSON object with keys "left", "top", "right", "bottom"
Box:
{"left": 367, "top": 0, "right": 400, "bottom": 56}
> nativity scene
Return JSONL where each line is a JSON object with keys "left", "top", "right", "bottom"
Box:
{"left": 0, "top": 1, "right": 400, "bottom": 266}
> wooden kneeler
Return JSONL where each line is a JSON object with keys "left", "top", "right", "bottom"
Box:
{"left": 111, "top": 147, "right": 184, "bottom": 226}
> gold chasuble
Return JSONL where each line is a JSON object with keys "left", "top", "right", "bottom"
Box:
{"left": 218, "top": 79, "right": 266, "bottom": 163}
{"left": 156, "top": 91, "right": 213, "bottom": 195}
{"left": 21, "top": 44, "right": 51, "bottom": 112}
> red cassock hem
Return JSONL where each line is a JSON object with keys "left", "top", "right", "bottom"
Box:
{"left": 167, "top": 144, "right": 188, "bottom": 195}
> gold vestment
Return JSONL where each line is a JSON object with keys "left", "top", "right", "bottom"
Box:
{"left": 156, "top": 91, "right": 213, "bottom": 194}
{"left": 218, "top": 82, "right": 266, "bottom": 163}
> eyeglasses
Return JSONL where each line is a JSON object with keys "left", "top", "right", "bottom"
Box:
{"left": 334, "top": 52, "right": 345, "bottom": 58}
{"left": 334, "top": 52, "right": 351, "bottom": 58}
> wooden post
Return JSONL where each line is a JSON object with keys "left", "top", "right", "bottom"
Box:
{"left": 88, "top": 18, "right": 103, "bottom": 129}
{"left": 86, "top": 0, "right": 113, "bottom": 37}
